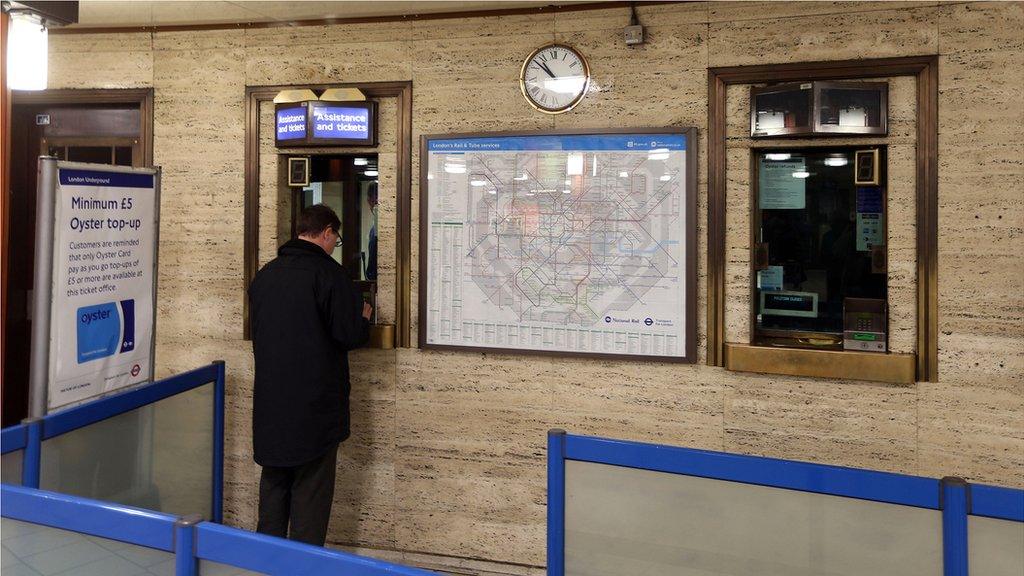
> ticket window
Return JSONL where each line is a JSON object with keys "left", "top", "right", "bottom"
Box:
{"left": 752, "top": 148, "right": 887, "bottom": 351}
{"left": 292, "top": 155, "right": 379, "bottom": 310}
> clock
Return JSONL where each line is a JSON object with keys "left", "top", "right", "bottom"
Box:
{"left": 519, "top": 43, "right": 591, "bottom": 114}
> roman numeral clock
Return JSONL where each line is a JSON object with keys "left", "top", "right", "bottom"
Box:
{"left": 519, "top": 43, "right": 591, "bottom": 114}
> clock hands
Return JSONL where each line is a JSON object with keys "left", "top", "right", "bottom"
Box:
{"left": 538, "top": 61, "right": 557, "bottom": 79}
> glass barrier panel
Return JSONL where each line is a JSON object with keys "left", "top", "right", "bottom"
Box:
{"left": 1, "top": 516, "right": 173, "bottom": 576}
{"left": 969, "top": 515, "right": 1024, "bottom": 576}
{"left": 564, "top": 460, "right": 942, "bottom": 576}
{"left": 2, "top": 450, "right": 23, "bottom": 485}
{"left": 200, "top": 559, "right": 269, "bottom": 575}
{"left": 40, "top": 383, "right": 214, "bottom": 519}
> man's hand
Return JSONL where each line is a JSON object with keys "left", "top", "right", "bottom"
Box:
{"left": 362, "top": 302, "right": 373, "bottom": 320}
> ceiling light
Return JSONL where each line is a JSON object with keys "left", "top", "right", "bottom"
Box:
{"left": 562, "top": 189, "right": 571, "bottom": 194}
{"left": 354, "top": 158, "right": 368, "bottom": 166}
{"left": 513, "top": 174, "right": 528, "bottom": 181}
{"left": 792, "top": 171, "right": 810, "bottom": 178}
{"left": 766, "top": 153, "right": 791, "bottom": 161}
{"left": 364, "top": 170, "right": 378, "bottom": 177}
{"left": 7, "top": 12, "right": 47, "bottom": 90}
{"left": 824, "top": 157, "right": 848, "bottom": 167}
{"left": 470, "top": 179, "right": 488, "bottom": 187}
{"left": 659, "top": 175, "right": 671, "bottom": 181}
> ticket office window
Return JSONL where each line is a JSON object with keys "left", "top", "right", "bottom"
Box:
{"left": 293, "top": 155, "right": 379, "bottom": 303}
{"left": 752, "top": 148, "right": 887, "bottom": 351}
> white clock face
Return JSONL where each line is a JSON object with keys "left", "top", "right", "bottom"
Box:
{"left": 520, "top": 44, "right": 590, "bottom": 114}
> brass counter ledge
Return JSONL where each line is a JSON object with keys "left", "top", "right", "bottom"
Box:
{"left": 724, "top": 343, "right": 916, "bottom": 384}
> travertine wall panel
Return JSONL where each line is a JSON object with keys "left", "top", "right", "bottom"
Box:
{"left": 46, "top": 2, "right": 1023, "bottom": 572}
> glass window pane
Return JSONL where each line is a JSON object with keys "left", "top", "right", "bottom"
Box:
{"left": 819, "top": 87, "right": 883, "bottom": 129}
{"left": 565, "top": 460, "right": 942, "bottom": 576}
{"left": 754, "top": 148, "right": 887, "bottom": 350}
{"left": 40, "top": 383, "right": 214, "bottom": 519}
{"left": 114, "top": 146, "right": 133, "bottom": 166}
{"left": 66, "top": 146, "right": 114, "bottom": 164}
{"left": 1, "top": 517, "right": 174, "bottom": 576}
{"left": 2, "top": 450, "right": 24, "bottom": 485}
{"left": 200, "top": 559, "right": 269, "bottom": 575}
{"left": 752, "top": 85, "right": 811, "bottom": 135}
{"left": 969, "top": 515, "right": 1024, "bottom": 576}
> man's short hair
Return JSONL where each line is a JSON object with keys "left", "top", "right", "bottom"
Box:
{"left": 296, "top": 204, "right": 341, "bottom": 237}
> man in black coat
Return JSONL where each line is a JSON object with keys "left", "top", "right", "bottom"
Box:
{"left": 248, "top": 204, "right": 371, "bottom": 546}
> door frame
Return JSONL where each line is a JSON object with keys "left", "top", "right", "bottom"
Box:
{"left": 3, "top": 88, "right": 153, "bottom": 419}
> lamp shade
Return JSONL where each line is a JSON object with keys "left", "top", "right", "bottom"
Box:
{"left": 7, "top": 12, "right": 48, "bottom": 90}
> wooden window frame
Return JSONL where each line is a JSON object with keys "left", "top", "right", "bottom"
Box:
{"left": 707, "top": 56, "right": 938, "bottom": 383}
{"left": 243, "top": 82, "right": 413, "bottom": 345}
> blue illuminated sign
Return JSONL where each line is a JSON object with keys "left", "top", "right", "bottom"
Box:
{"left": 311, "top": 105, "right": 370, "bottom": 140}
{"left": 276, "top": 107, "right": 307, "bottom": 141}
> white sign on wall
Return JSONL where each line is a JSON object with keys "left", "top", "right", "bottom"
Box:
{"left": 47, "top": 163, "right": 160, "bottom": 410}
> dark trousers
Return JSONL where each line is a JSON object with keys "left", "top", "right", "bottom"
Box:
{"left": 256, "top": 444, "right": 338, "bottom": 546}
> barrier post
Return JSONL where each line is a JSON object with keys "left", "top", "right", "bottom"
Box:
{"left": 547, "top": 429, "right": 567, "bottom": 576}
{"left": 941, "top": 476, "right": 969, "bottom": 576}
{"left": 21, "top": 418, "right": 42, "bottom": 488}
{"left": 212, "top": 360, "right": 225, "bottom": 523}
{"left": 174, "top": 514, "right": 202, "bottom": 576}
{"left": 28, "top": 157, "right": 58, "bottom": 419}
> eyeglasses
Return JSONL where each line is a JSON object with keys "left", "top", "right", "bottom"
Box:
{"left": 333, "top": 229, "right": 343, "bottom": 248}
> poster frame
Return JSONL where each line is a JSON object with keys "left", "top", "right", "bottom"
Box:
{"left": 29, "top": 158, "right": 161, "bottom": 415}
{"left": 417, "top": 127, "right": 698, "bottom": 363}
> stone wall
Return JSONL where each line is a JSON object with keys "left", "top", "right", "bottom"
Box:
{"left": 47, "top": 2, "right": 1023, "bottom": 571}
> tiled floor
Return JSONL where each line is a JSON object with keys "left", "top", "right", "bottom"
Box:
{"left": 1, "top": 518, "right": 177, "bottom": 576}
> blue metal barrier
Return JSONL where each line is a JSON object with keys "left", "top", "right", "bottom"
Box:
{"left": 548, "top": 430, "right": 1024, "bottom": 576}
{"left": 1, "top": 483, "right": 438, "bottom": 576}
{"left": 196, "top": 522, "right": 438, "bottom": 576}
{"left": 2, "top": 484, "right": 176, "bottom": 551}
{"left": 0, "top": 362, "right": 225, "bottom": 521}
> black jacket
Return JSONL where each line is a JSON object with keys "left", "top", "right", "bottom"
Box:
{"left": 249, "top": 239, "right": 369, "bottom": 467}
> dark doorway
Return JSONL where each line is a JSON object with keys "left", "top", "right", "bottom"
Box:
{"left": 4, "top": 93, "right": 150, "bottom": 426}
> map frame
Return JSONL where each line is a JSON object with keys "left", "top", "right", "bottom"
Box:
{"left": 418, "top": 127, "right": 698, "bottom": 363}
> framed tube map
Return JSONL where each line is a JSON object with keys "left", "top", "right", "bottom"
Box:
{"left": 419, "top": 128, "right": 697, "bottom": 362}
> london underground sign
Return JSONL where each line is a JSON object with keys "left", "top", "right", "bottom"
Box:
{"left": 29, "top": 159, "right": 160, "bottom": 413}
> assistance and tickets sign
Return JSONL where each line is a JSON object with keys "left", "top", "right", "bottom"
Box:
{"left": 47, "top": 163, "right": 159, "bottom": 410}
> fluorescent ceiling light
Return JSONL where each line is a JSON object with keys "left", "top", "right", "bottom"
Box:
{"left": 7, "top": 12, "right": 47, "bottom": 91}
{"left": 792, "top": 171, "right": 810, "bottom": 178}
{"left": 470, "top": 179, "right": 488, "bottom": 187}
{"left": 364, "top": 170, "right": 378, "bottom": 177}
{"left": 824, "top": 157, "right": 848, "bottom": 167}
{"left": 765, "top": 153, "right": 791, "bottom": 161}
{"left": 354, "top": 158, "right": 368, "bottom": 166}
